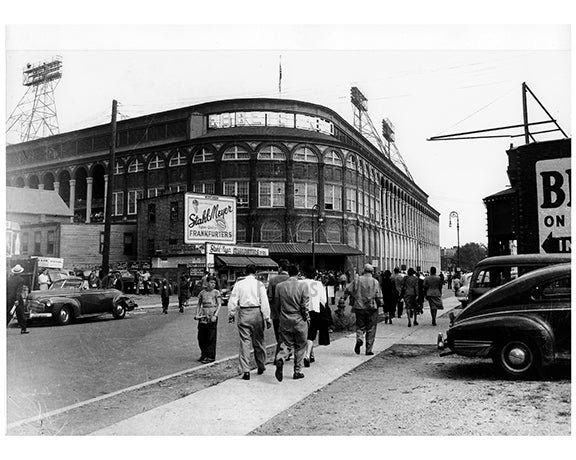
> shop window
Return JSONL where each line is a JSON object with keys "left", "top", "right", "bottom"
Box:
{"left": 34, "top": 231, "right": 41, "bottom": 254}
{"left": 47, "top": 231, "right": 55, "bottom": 255}
{"left": 22, "top": 233, "right": 29, "bottom": 254}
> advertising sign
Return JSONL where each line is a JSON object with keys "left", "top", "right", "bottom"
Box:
{"left": 207, "top": 244, "right": 269, "bottom": 256}
{"left": 184, "top": 193, "right": 237, "bottom": 245}
{"left": 536, "top": 158, "right": 571, "bottom": 253}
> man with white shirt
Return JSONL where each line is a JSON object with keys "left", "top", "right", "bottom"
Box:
{"left": 300, "top": 266, "right": 327, "bottom": 367}
{"left": 228, "top": 264, "right": 272, "bottom": 380}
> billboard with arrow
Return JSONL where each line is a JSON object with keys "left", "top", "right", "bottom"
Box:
{"left": 537, "top": 158, "right": 571, "bottom": 254}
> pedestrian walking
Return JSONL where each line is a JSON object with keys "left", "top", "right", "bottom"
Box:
{"left": 7, "top": 264, "right": 29, "bottom": 334}
{"left": 301, "top": 266, "right": 328, "bottom": 368}
{"left": 401, "top": 268, "right": 419, "bottom": 327}
{"left": 195, "top": 276, "right": 221, "bottom": 363}
{"left": 178, "top": 273, "right": 192, "bottom": 313}
{"left": 160, "top": 279, "right": 170, "bottom": 314}
{"left": 452, "top": 274, "right": 462, "bottom": 296}
{"left": 267, "top": 259, "right": 290, "bottom": 362}
{"left": 380, "top": 269, "right": 397, "bottom": 324}
{"left": 391, "top": 267, "right": 405, "bottom": 318}
{"left": 228, "top": 264, "right": 272, "bottom": 380}
{"left": 423, "top": 266, "right": 443, "bottom": 326}
{"left": 343, "top": 263, "right": 383, "bottom": 355}
{"left": 274, "top": 263, "right": 310, "bottom": 381}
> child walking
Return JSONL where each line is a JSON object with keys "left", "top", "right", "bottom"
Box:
{"left": 195, "top": 276, "right": 221, "bottom": 364}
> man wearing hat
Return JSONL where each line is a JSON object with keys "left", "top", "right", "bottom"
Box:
{"left": 6, "top": 264, "right": 29, "bottom": 334}
{"left": 343, "top": 263, "right": 382, "bottom": 355}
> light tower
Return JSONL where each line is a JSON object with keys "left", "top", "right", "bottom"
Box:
{"left": 6, "top": 56, "right": 63, "bottom": 143}
{"left": 350, "top": 86, "right": 413, "bottom": 179}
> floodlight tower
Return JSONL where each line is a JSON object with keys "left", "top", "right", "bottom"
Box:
{"left": 350, "top": 86, "right": 413, "bottom": 179}
{"left": 6, "top": 56, "right": 63, "bottom": 143}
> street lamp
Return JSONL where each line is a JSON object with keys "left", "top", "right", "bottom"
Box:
{"left": 449, "top": 211, "right": 460, "bottom": 272}
{"left": 311, "top": 204, "right": 324, "bottom": 271}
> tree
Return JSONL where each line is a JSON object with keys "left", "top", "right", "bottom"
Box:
{"left": 457, "top": 242, "right": 487, "bottom": 271}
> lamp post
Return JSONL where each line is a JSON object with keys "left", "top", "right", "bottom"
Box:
{"left": 449, "top": 211, "right": 460, "bottom": 272}
{"left": 311, "top": 204, "right": 324, "bottom": 271}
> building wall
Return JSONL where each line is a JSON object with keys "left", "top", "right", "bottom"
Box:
{"left": 6, "top": 98, "right": 440, "bottom": 272}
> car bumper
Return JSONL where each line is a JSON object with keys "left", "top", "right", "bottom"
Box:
{"left": 27, "top": 312, "right": 53, "bottom": 319}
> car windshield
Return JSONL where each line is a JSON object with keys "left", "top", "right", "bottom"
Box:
{"left": 50, "top": 279, "right": 83, "bottom": 290}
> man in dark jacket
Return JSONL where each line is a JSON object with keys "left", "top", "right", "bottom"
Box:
{"left": 6, "top": 264, "right": 29, "bottom": 334}
{"left": 267, "top": 259, "right": 290, "bottom": 361}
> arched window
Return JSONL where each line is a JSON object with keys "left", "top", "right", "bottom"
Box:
{"left": 169, "top": 150, "right": 187, "bottom": 167}
{"left": 114, "top": 161, "right": 124, "bottom": 175}
{"left": 346, "top": 154, "right": 356, "bottom": 170}
{"left": 192, "top": 148, "right": 215, "bottom": 163}
{"left": 260, "top": 220, "right": 283, "bottom": 242}
{"left": 127, "top": 158, "right": 144, "bottom": 173}
{"left": 148, "top": 154, "right": 165, "bottom": 170}
{"left": 324, "top": 150, "right": 343, "bottom": 166}
{"left": 326, "top": 223, "right": 341, "bottom": 243}
{"left": 296, "top": 220, "right": 312, "bottom": 243}
{"left": 347, "top": 225, "right": 357, "bottom": 248}
{"left": 257, "top": 145, "right": 285, "bottom": 161}
{"left": 222, "top": 145, "right": 249, "bottom": 161}
{"left": 293, "top": 146, "right": 318, "bottom": 163}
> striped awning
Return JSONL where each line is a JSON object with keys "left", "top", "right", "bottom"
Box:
{"left": 216, "top": 255, "right": 278, "bottom": 268}
{"left": 267, "top": 243, "right": 363, "bottom": 256}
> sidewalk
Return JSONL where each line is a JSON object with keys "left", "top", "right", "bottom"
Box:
{"left": 90, "top": 298, "right": 458, "bottom": 436}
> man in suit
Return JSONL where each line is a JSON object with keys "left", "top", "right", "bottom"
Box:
{"left": 274, "top": 264, "right": 310, "bottom": 381}
{"left": 267, "top": 259, "right": 290, "bottom": 362}
{"left": 6, "top": 264, "right": 29, "bottom": 334}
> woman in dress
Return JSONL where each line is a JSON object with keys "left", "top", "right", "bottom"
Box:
{"left": 195, "top": 276, "right": 221, "bottom": 364}
{"left": 423, "top": 266, "right": 443, "bottom": 326}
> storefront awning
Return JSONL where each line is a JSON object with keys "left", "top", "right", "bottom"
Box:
{"left": 216, "top": 255, "right": 278, "bottom": 269}
{"left": 267, "top": 243, "right": 363, "bottom": 256}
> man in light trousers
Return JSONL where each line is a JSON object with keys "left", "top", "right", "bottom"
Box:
{"left": 228, "top": 264, "right": 272, "bottom": 381}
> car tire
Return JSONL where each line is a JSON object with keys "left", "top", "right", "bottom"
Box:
{"left": 55, "top": 305, "right": 72, "bottom": 326}
{"left": 493, "top": 338, "right": 541, "bottom": 380}
{"left": 112, "top": 303, "right": 127, "bottom": 319}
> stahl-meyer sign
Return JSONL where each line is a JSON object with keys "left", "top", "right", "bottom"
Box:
{"left": 536, "top": 157, "right": 571, "bottom": 254}
{"left": 184, "top": 193, "right": 237, "bottom": 245}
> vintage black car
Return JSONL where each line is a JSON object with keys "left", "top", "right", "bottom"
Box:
{"left": 25, "top": 277, "right": 137, "bottom": 326}
{"left": 438, "top": 263, "right": 571, "bottom": 379}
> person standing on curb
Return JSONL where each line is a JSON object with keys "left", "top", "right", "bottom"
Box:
{"left": 343, "top": 263, "right": 383, "bottom": 356}
{"left": 7, "top": 264, "right": 30, "bottom": 334}
{"left": 195, "top": 276, "right": 221, "bottom": 363}
{"left": 160, "top": 279, "right": 170, "bottom": 314}
{"left": 267, "top": 259, "right": 290, "bottom": 363}
{"left": 274, "top": 264, "right": 310, "bottom": 381}
{"left": 228, "top": 264, "right": 272, "bottom": 381}
{"left": 401, "top": 268, "right": 419, "bottom": 327}
{"left": 423, "top": 266, "right": 443, "bottom": 326}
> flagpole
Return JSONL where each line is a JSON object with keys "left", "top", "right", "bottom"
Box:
{"left": 278, "top": 54, "right": 282, "bottom": 96}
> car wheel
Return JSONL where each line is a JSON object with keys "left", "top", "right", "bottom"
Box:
{"left": 493, "top": 338, "right": 541, "bottom": 380}
{"left": 55, "top": 306, "right": 72, "bottom": 326}
{"left": 112, "top": 303, "right": 127, "bottom": 319}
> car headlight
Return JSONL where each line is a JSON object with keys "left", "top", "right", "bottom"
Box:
{"left": 43, "top": 299, "right": 52, "bottom": 308}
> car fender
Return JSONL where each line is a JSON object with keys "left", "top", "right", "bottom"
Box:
{"left": 42, "top": 295, "right": 82, "bottom": 318}
{"left": 452, "top": 314, "right": 555, "bottom": 365}
{"left": 113, "top": 293, "right": 137, "bottom": 311}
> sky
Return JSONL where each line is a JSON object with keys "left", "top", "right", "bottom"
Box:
{"left": 3, "top": 24, "right": 572, "bottom": 249}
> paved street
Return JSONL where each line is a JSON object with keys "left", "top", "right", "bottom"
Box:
{"left": 7, "top": 295, "right": 275, "bottom": 424}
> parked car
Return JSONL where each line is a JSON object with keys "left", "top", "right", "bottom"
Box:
{"left": 465, "top": 253, "right": 570, "bottom": 305}
{"left": 24, "top": 277, "right": 138, "bottom": 326}
{"left": 438, "top": 263, "right": 571, "bottom": 379}
{"left": 255, "top": 271, "right": 277, "bottom": 289}
{"left": 455, "top": 272, "right": 473, "bottom": 306}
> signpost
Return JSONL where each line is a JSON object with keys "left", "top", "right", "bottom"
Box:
{"left": 536, "top": 158, "right": 571, "bottom": 254}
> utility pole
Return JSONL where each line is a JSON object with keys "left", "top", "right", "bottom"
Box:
{"left": 102, "top": 99, "right": 118, "bottom": 278}
{"left": 522, "top": 82, "right": 530, "bottom": 145}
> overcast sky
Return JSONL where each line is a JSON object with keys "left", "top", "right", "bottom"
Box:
{"left": 3, "top": 24, "right": 571, "bottom": 248}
